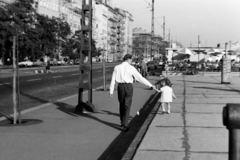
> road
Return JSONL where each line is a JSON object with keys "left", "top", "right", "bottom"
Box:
{"left": 0, "top": 62, "right": 118, "bottom": 116}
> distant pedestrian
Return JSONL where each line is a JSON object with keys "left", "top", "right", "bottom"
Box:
{"left": 165, "top": 62, "right": 169, "bottom": 76}
{"left": 109, "top": 54, "right": 157, "bottom": 131}
{"left": 46, "top": 60, "right": 51, "bottom": 73}
{"left": 157, "top": 80, "right": 176, "bottom": 114}
{"left": 140, "top": 58, "right": 148, "bottom": 78}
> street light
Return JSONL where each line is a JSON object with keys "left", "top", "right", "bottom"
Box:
{"left": 100, "top": 33, "right": 106, "bottom": 91}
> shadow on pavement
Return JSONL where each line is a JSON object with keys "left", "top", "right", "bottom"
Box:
{"left": 193, "top": 87, "right": 240, "bottom": 93}
{"left": 53, "top": 101, "right": 123, "bottom": 131}
{"left": 177, "top": 80, "right": 220, "bottom": 85}
{"left": 97, "top": 93, "right": 159, "bottom": 160}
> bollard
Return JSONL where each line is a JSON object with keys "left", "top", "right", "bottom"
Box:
{"left": 223, "top": 104, "right": 240, "bottom": 160}
{"left": 221, "top": 56, "right": 231, "bottom": 84}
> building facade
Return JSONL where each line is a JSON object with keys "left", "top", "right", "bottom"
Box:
{"left": 115, "top": 8, "right": 133, "bottom": 60}
{"left": 1, "top": 0, "right": 134, "bottom": 61}
{"left": 132, "top": 28, "right": 167, "bottom": 58}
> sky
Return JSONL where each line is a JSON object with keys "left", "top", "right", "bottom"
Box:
{"left": 113, "top": 0, "right": 240, "bottom": 48}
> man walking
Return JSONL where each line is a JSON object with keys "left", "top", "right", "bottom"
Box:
{"left": 140, "top": 58, "right": 148, "bottom": 78}
{"left": 109, "top": 54, "right": 156, "bottom": 131}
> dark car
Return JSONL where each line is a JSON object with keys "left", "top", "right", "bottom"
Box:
{"left": 147, "top": 61, "right": 155, "bottom": 72}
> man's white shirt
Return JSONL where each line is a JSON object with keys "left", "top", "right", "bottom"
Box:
{"left": 110, "top": 62, "right": 152, "bottom": 94}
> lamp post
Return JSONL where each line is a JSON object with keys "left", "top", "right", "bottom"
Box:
{"left": 100, "top": 33, "right": 106, "bottom": 91}
{"left": 198, "top": 35, "right": 200, "bottom": 70}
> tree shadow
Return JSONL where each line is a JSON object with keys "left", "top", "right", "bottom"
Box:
{"left": 53, "top": 101, "right": 122, "bottom": 131}
{"left": 193, "top": 86, "right": 240, "bottom": 94}
{"left": 177, "top": 80, "right": 220, "bottom": 85}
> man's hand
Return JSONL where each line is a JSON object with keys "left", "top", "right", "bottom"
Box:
{"left": 109, "top": 93, "right": 113, "bottom": 99}
{"left": 151, "top": 85, "right": 156, "bottom": 90}
{"left": 152, "top": 85, "right": 161, "bottom": 92}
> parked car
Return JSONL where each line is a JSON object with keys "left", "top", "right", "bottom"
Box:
{"left": 18, "top": 60, "right": 34, "bottom": 67}
{"left": 107, "top": 59, "right": 113, "bottom": 63}
{"left": 50, "top": 60, "right": 58, "bottom": 66}
{"left": 147, "top": 61, "right": 155, "bottom": 72}
{"left": 131, "top": 58, "right": 138, "bottom": 66}
{"left": 33, "top": 60, "right": 43, "bottom": 66}
{"left": 57, "top": 60, "right": 65, "bottom": 65}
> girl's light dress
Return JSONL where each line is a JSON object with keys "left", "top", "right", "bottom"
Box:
{"left": 159, "top": 86, "right": 173, "bottom": 102}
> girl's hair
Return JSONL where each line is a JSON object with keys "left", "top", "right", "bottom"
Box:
{"left": 160, "top": 80, "right": 166, "bottom": 85}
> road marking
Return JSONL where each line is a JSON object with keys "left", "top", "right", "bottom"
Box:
{"left": 53, "top": 76, "right": 62, "bottom": 78}
{"left": 72, "top": 73, "right": 79, "bottom": 75}
{"left": 27, "top": 78, "right": 42, "bottom": 82}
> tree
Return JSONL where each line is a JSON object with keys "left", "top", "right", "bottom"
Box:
{"left": 61, "top": 30, "right": 98, "bottom": 62}
{"left": 0, "top": 0, "right": 72, "bottom": 64}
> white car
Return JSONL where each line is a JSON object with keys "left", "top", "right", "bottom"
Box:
{"left": 18, "top": 60, "right": 34, "bottom": 67}
{"left": 107, "top": 59, "right": 113, "bottom": 63}
{"left": 57, "top": 60, "right": 65, "bottom": 65}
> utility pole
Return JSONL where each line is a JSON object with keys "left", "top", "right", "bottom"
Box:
{"left": 12, "top": 36, "right": 21, "bottom": 124}
{"left": 198, "top": 35, "right": 200, "bottom": 66}
{"left": 76, "top": 0, "right": 95, "bottom": 113}
{"left": 168, "top": 29, "right": 171, "bottom": 48}
{"left": 150, "top": 0, "right": 154, "bottom": 60}
{"left": 163, "top": 16, "right": 165, "bottom": 41}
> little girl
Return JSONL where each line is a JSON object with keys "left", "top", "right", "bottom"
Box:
{"left": 157, "top": 80, "right": 176, "bottom": 114}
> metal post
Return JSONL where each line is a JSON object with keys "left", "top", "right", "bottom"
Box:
{"left": 12, "top": 36, "right": 19, "bottom": 124}
{"left": 150, "top": 0, "right": 154, "bottom": 61}
{"left": 163, "top": 16, "right": 165, "bottom": 41}
{"left": 103, "top": 49, "right": 106, "bottom": 91}
{"left": 198, "top": 35, "right": 200, "bottom": 62}
{"left": 76, "top": 0, "right": 95, "bottom": 113}
{"left": 198, "top": 35, "right": 200, "bottom": 72}
{"left": 16, "top": 34, "right": 21, "bottom": 123}
{"left": 88, "top": 0, "right": 93, "bottom": 103}
{"left": 223, "top": 104, "right": 240, "bottom": 160}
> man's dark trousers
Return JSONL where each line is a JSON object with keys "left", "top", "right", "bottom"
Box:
{"left": 117, "top": 83, "right": 133, "bottom": 127}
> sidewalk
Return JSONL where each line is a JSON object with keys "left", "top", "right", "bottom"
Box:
{"left": 0, "top": 78, "right": 159, "bottom": 160}
{"left": 133, "top": 75, "right": 240, "bottom": 160}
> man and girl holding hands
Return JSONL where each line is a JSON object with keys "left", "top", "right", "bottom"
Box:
{"left": 109, "top": 54, "right": 176, "bottom": 131}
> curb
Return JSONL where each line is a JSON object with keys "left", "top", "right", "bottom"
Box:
{"left": 121, "top": 93, "right": 160, "bottom": 160}
{"left": 104, "top": 89, "right": 161, "bottom": 160}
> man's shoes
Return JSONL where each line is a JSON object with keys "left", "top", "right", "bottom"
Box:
{"left": 122, "top": 126, "right": 129, "bottom": 132}
{"left": 167, "top": 110, "right": 170, "bottom": 114}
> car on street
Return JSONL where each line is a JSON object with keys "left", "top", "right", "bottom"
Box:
{"left": 147, "top": 61, "right": 155, "bottom": 71}
{"left": 131, "top": 58, "right": 138, "bottom": 66}
{"left": 18, "top": 60, "right": 34, "bottom": 67}
{"left": 57, "top": 60, "right": 65, "bottom": 65}
{"left": 33, "top": 60, "right": 44, "bottom": 66}
{"left": 50, "top": 60, "right": 58, "bottom": 66}
{"left": 107, "top": 58, "right": 113, "bottom": 63}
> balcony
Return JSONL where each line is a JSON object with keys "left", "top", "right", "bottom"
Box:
{"left": 119, "top": 19, "right": 125, "bottom": 24}
{"left": 110, "top": 40, "right": 117, "bottom": 45}
{"left": 108, "top": 16, "right": 118, "bottom": 22}
{"left": 110, "top": 23, "right": 117, "bottom": 29}
{"left": 119, "top": 26, "right": 125, "bottom": 30}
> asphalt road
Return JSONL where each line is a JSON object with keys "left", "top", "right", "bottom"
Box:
{"left": 0, "top": 63, "right": 118, "bottom": 116}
